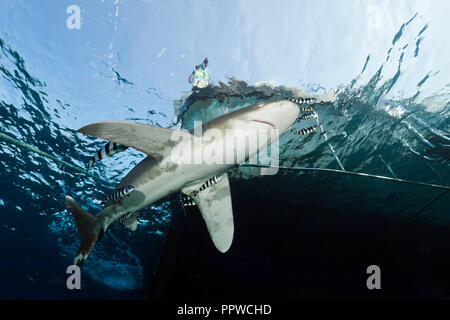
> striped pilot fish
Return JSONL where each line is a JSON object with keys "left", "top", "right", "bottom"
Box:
{"left": 180, "top": 174, "right": 224, "bottom": 212}
{"left": 285, "top": 96, "right": 317, "bottom": 104}
{"left": 297, "top": 113, "right": 317, "bottom": 121}
{"left": 101, "top": 185, "right": 135, "bottom": 205}
{"left": 192, "top": 174, "right": 224, "bottom": 198}
{"left": 88, "top": 141, "right": 128, "bottom": 169}
{"left": 180, "top": 194, "right": 197, "bottom": 208}
{"left": 298, "top": 106, "right": 316, "bottom": 112}
{"left": 292, "top": 125, "right": 319, "bottom": 135}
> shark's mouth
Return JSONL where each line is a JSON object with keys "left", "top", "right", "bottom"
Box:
{"left": 250, "top": 119, "right": 277, "bottom": 129}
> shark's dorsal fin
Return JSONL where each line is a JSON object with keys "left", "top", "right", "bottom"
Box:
{"left": 78, "top": 121, "right": 192, "bottom": 159}
{"left": 182, "top": 173, "right": 234, "bottom": 253}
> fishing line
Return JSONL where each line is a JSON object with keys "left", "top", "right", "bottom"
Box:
{"left": 313, "top": 110, "right": 346, "bottom": 171}
{"left": 283, "top": 93, "right": 345, "bottom": 170}
{"left": 408, "top": 159, "right": 448, "bottom": 218}
{"left": 239, "top": 163, "right": 450, "bottom": 191}
{"left": 377, "top": 153, "right": 397, "bottom": 178}
{"left": 0, "top": 131, "right": 114, "bottom": 186}
{"left": 409, "top": 189, "right": 449, "bottom": 218}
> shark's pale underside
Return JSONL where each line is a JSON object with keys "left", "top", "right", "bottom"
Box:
{"left": 66, "top": 99, "right": 301, "bottom": 266}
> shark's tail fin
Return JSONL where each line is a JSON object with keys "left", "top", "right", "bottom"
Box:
{"left": 65, "top": 196, "right": 104, "bottom": 266}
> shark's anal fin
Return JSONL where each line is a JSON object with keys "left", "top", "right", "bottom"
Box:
{"left": 182, "top": 173, "right": 234, "bottom": 253}
{"left": 77, "top": 121, "right": 193, "bottom": 158}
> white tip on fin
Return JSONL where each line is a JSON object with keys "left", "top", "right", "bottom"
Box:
{"left": 183, "top": 173, "right": 234, "bottom": 253}
{"left": 78, "top": 121, "right": 193, "bottom": 158}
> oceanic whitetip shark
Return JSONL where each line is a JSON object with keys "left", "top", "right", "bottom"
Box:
{"left": 66, "top": 99, "right": 308, "bottom": 266}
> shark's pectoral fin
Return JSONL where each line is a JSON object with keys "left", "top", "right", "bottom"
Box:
{"left": 182, "top": 173, "right": 234, "bottom": 253}
{"left": 78, "top": 121, "right": 193, "bottom": 158}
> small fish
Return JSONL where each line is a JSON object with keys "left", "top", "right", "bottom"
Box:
{"left": 297, "top": 113, "right": 317, "bottom": 121}
{"left": 88, "top": 141, "right": 128, "bottom": 169}
{"left": 180, "top": 194, "right": 196, "bottom": 207}
{"left": 101, "top": 185, "right": 135, "bottom": 205}
{"left": 285, "top": 96, "right": 317, "bottom": 104}
{"left": 180, "top": 194, "right": 196, "bottom": 216}
{"left": 299, "top": 106, "right": 315, "bottom": 112}
{"left": 192, "top": 174, "right": 224, "bottom": 197}
{"left": 292, "top": 125, "right": 319, "bottom": 135}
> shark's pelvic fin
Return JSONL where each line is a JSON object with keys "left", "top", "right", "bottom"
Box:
{"left": 120, "top": 212, "right": 138, "bottom": 231}
{"left": 182, "top": 173, "right": 234, "bottom": 253}
{"left": 78, "top": 121, "right": 193, "bottom": 158}
{"left": 65, "top": 196, "right": 103, "bottom": 266}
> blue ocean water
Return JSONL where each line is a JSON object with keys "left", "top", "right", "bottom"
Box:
{"left": 0, "top": 1, "right": 449, "bottom": 299}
